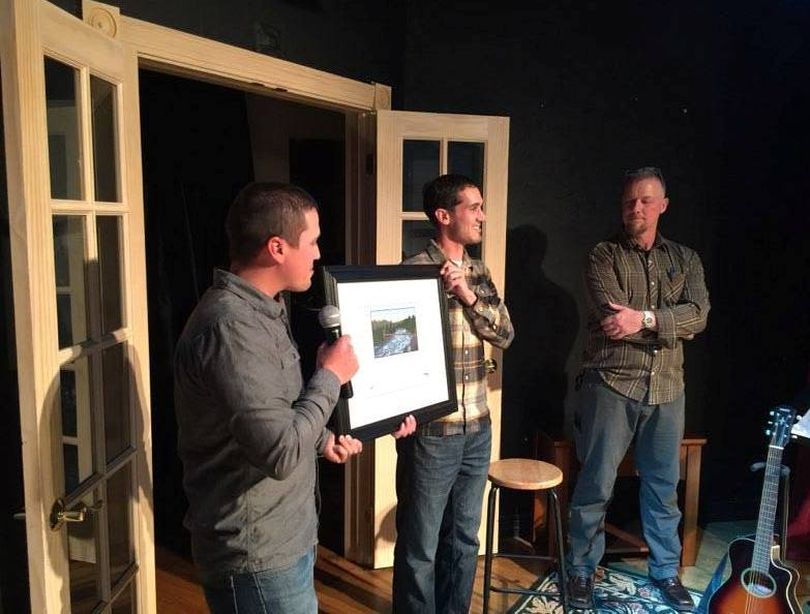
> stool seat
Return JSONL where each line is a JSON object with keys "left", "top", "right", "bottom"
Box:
{"left": 488, "top": 458, "right": 563, "bottom": 491}
{"left": 483, "top": 458, "right": 568, "bottom": 612}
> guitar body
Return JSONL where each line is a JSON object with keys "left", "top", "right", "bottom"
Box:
{"left": 706, "top": 537, "right": 801, "bottom": 614}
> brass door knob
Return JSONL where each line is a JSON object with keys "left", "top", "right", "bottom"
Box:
{"left": 50, "top": 498, "right": 103, "bottom": 531}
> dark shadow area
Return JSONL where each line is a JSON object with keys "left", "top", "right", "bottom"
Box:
{"left": 499, "top": 225, "right": 578, "bottom": 541}
{"left": 399, "top": 0, "right": 810, "bottom": 532}
{"left": 289, "top": 137, "right": 347, "bottom": 553}
{"left": 140, "top": 69, "right": 254, "bottom": 557}
{"left": 0, "top": 73, "right": 31, "bottom": 614}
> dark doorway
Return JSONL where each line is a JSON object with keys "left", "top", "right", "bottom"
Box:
{"left": 290, "top": 137, "right": 346, "bottom": 552}
{"left": 139, "top": 69, "right": 348, "bottom": 558}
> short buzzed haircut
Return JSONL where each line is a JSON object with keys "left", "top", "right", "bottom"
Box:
{"left": 225, "top": 182, "right": 318, "bottom": 265}
{"left": 623, "top": 166, "right": 667, "bottom": 194}
{"left": 423, "top": 174, "right": 480, "bottom": 227}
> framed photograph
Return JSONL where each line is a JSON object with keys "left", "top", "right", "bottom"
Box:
{"left": 321, "top": 264, "right": 458, "bottom": 441}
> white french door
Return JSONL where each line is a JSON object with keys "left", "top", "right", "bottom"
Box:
{"left": 345, "top": 109, "right": 510, "bottom": 568}
{"left": 0, "top": 0, "right": 154, "bottom": 611}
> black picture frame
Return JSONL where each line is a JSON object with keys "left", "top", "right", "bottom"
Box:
{"left": 321, "top": 264, "right": 458, "bottom": 441}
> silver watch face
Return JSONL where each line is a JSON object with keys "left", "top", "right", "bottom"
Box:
{"left": 643, "top": 312, "right": 653, "bottom": 328}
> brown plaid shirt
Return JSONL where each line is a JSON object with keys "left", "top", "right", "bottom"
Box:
{"left": 404, "top": 240, "right": 514, "bottom": 434}
{"left": 582, "top": 232, "right": 710, "bottom": 404}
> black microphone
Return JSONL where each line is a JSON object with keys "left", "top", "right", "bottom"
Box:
{"left": 318, "top": 305, "right": 353, "bottom": 398}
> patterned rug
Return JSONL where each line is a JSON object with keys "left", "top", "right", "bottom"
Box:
{"left": 508, "top": 567, "right": 703, "bottom": 613}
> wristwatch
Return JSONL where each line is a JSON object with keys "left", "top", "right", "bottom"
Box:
{"left": 642, "top": 310, "right": 655, "bottom": 329}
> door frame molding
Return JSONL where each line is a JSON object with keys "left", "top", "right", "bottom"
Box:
{"left": 114, "top": 7, "right": 388, "bottom": 113}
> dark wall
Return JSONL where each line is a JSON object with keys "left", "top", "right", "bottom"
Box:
{"left": 400, "top": 0, "right": 810, "bottom": 530}
{"left": 119, "top": 0, "right": 405, "bottom": 95}
{"left": 48, "top": 0, "right": 809, "bottom": 536}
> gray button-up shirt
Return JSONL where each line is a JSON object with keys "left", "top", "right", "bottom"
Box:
{"left": 174, "top": 269, "right": 340, "bottom": 585}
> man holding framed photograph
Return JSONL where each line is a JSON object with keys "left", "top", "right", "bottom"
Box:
{"left": 393, "top": 174, "right": 515, "bottom": 614}
{"left": 174, "top": 183, "right": 413, "bottom": 614}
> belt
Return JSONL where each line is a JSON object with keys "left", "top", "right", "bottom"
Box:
{"left": 417, "top": 414, "right": 491, "bottom": 437}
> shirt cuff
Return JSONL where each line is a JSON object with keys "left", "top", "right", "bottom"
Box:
{"left": 656, "top": 309, "right": 678, "bottom": 348}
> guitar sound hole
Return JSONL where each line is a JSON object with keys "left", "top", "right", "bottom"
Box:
{"left": 741, "top": 568, "right": 776, "bottom": 598}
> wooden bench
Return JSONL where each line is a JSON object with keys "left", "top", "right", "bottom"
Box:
{"left": 533, "top": 432, "right": 707, "bottom": 567}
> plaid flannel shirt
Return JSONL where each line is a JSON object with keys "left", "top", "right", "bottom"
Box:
{"left": 582, "top": 232, "right": 710, "bottom": 404}
{"left": 403, "top": 240, "right": 514, "bottom": 434}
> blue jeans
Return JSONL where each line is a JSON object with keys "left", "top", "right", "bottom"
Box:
{"left": 567, "top": 372, "right": 684, "bottom": 580}
{"left": 392, "top": 422, "right": 492, "bottom": 614}
{"left": 203, "top": 548, "right": 317, "bottom": 614}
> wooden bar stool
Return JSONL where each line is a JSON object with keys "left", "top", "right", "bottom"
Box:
{"left": 483, "top": 458, "right": 569, "bottom": 613}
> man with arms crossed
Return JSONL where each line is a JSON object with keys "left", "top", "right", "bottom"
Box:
{"left": 566, "top": 167, "right": 710, "bottom": 612}
{"left": 393, "top": 174, "right": 515, "bottom": 613}
{"left": 175, "top": 183, "right": 383, "bottom": 613}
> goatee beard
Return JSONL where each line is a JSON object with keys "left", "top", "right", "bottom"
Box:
{"left": 625, "top": 221, "right": 646, "bottom": 236}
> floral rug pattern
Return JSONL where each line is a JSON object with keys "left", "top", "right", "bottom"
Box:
{"left": 508, "top": 567, "right": 703, "bottom": 613}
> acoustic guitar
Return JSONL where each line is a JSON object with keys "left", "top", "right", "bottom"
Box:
{"left": 706, "top": 406, "right": 801, "bottom": 614}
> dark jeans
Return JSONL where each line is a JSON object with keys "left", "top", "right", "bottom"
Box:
{"left": 392, "top": 422, "right": 492, "bottom": 614}
{"left": 567, "top": 372, "right": 685, "bottom": 580}
{"left": 203, "top": 547, "right": 317, "bottom": 614}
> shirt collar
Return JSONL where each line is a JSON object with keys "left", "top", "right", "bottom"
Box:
{"left": 617, "top": 230, "right": 666, "bottom": 252}
{"left": 212, "top": 268, "right": 285, "bottom": 319}
{"left": 426, "top": 239, "right": 473, "bottom": 267}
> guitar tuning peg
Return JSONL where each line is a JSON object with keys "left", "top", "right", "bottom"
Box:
{"left": 765, "top": 429, "right": 772, "bottom": 436}
{"left": 770, "top": 410, "right": 775, "bottom": 415}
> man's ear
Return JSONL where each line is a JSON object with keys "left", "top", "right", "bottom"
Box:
{"left": 434, "top": 207, "right": 452, "bottom": 227}
{"left": 660, "top": 197, "right": 669, "bottom": 214}
{"left": 266, "top": 236, "right": 286, "bottom": 263}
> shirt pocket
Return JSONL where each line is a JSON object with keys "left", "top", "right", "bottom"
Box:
{"left": 279, "top": 344, "right": 302, "bottom": 396}
{"left": 662, "top": 273, "right": 686, "bottom": 305}
{"left": 280, "top": 345, "right": 300, "bottom": 367}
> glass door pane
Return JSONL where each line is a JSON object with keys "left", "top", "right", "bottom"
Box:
{"left": 106, "top": 465, "right": 133, "bottom": 585}
{"left": 89, "top": 76, "right": 120, "bottom": 203}
{"left": 102, "top": 343, "right": 130, "bottom": 463}
{"left": 54, "top": 215, "right": 89, "bottom": 348}
{"left": 448, "top": 141, "right": 484, "bottom": 190}
{"left": 45, "top": 58, "right": 83, "bottom": 200}
{"left": 110, "top": 582, "right": 135, "bottom": 614}
{"left": 402, "top": 140, "right": 440, "bottom": 212}
{"left": 60, "top": 357, "right": 94, "bottom": 495}
{"left": 67, "top": 494, "right": 101, "bottom": 613}
{"left": 402, "top": 219, "right": 434, "bottom": 260}
{"left": 97, "top": 216, "right": 124, "bottom": 333}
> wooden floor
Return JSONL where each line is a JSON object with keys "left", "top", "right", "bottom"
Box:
{"left": 156, "top": 526, "right": 810, "bottom": 613}
{"left": 156, "top": 544, "right": 541, "bottom": 613}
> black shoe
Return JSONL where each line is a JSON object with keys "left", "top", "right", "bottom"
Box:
{"left": 651, "top": 576, "right": 695, "bottom": 612}
{"left": 567, "top": 574, "right": 594, "bottom": 610}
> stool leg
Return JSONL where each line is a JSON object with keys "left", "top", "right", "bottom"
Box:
{"left": 550, "top": 488, "right": 569, "bottom": 614}
{"left": 483, "top": 484, "right": 498, "bottom": 614}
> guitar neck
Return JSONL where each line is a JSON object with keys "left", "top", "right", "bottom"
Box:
{"left": 752, "top": 443, "right": 784, "bottom": 573}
